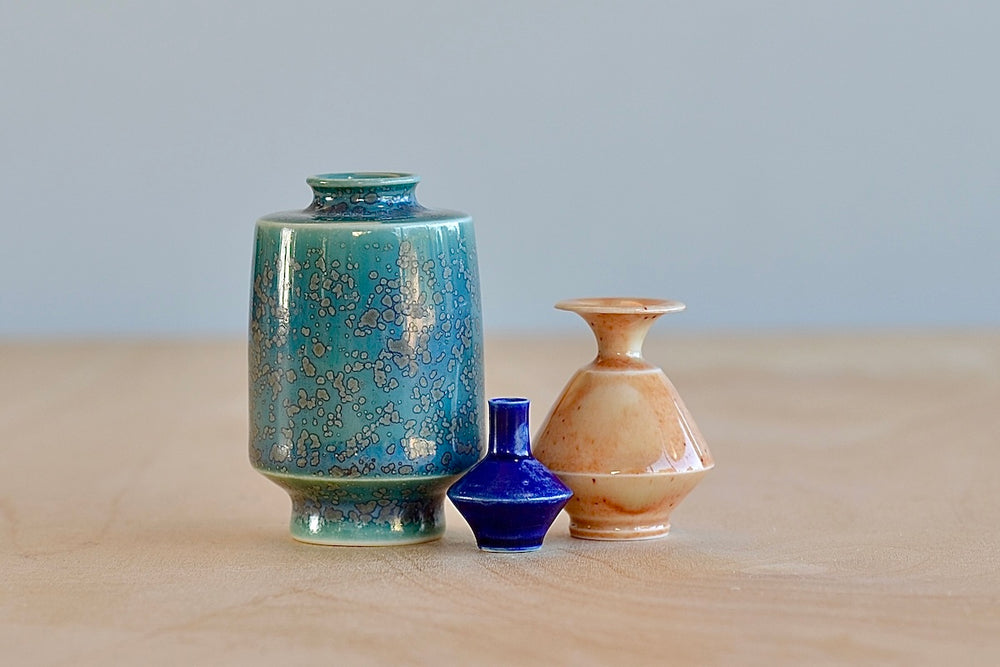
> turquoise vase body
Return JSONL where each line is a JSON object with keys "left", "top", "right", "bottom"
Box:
{"left": 249, "top": 173, "right": 484, "bottom": 545}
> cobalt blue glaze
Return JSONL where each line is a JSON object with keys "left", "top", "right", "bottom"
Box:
{"left": 448, "top": 398, "right": 572, "bottom": 552}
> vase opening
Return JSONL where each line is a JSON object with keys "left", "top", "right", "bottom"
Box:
{"left": 307, "top": 172, "right": 420, "bottom": 188}
{"left": 556, "top": 298, "right": 685, "bottom": 367}
{"left": 555, "top": 297, "right": 685, "bottom": 315}
{"left": 489, "top": 397, "right": 530, "bottom": 408}
{"left": 305, "top": 172, "right": 424, "bottom": 220}
{"left": 488, "top": 397, "right": 531, "bottom": 458}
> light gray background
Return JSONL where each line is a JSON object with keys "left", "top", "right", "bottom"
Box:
{"left": 1, "top": 1, "right": 997, "bottom": 337}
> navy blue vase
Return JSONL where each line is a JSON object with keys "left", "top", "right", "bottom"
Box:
{"left": 447, "top": 398, "right": 572, "bottom": 552}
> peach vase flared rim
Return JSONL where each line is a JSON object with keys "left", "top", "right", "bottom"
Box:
{"left": 554, "top": 297, "right": 686, "bottom": 315}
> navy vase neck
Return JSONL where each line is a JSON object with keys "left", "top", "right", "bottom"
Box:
{"left": 305, "top": 172, "right": 426, "bottom": 221}
{"left": 489, "top": 398, "right": 531, "bottom": 458}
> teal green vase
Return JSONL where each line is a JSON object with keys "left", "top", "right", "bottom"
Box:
{"left": 249, "top": 173, "right": 485, "bottom": 545}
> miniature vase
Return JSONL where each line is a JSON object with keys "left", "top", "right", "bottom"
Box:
{"left": 532, "top": 298, "right": 714, "bottom": 540}
{"left": 448, "top": 398, "right": 572, "bottom": 552}
{"left": 249, "top": 173, "right": 484, "bottom": 545}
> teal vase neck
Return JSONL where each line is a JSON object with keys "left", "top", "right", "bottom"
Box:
{"left": 305, "top": 172, "right": 426, "bottom": 221}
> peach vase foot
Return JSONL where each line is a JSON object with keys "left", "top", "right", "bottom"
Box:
{"left": 532, "top": 298, "right": 714, "bottom": 541}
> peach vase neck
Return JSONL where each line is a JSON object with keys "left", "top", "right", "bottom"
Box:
{"left": 532, "top": 297, "right": 714, "bottom": 540}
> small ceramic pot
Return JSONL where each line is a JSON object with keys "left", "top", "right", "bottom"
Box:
{"left": 448, "top": 398, "right": 572, "bottom": 552}
{"left": 532, "top": 298, "right": 714, "bottom": 540}
{"left": 249, "top": 173, "right": 485, "bottom": 545}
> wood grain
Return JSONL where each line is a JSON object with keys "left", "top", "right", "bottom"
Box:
{"left": 1, "top": 334, "right": 998, "bottom": 665}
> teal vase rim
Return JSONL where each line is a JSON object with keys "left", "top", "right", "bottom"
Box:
{"left": 307, "top": 172, "right": 420, "bottom": 189}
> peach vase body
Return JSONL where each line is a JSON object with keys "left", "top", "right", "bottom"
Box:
{"left": 532, "top": 298, "right": 714, "bottom": 540}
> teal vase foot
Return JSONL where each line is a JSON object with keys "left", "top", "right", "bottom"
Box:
{"left": 264, "top": 473, "right": 456, "bottom": 545}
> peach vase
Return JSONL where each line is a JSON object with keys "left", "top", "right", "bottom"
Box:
{"left": 532, "top": 298, "right": 714, "bottom": 540}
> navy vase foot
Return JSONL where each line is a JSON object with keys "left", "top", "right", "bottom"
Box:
{"left": 448, "top": 398, "right": 572, "bottom": 552}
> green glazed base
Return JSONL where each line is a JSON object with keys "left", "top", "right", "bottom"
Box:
{"left": 262, "top": 472, "right": 457, "bottom": 546}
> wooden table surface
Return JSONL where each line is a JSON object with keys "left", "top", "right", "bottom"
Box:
{"left": 1, "top": 334, "right": 998, "bottom": 665}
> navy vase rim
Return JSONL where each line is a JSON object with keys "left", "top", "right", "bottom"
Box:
{"left": 489, "top": 397, "right": 530, "bottom": 408}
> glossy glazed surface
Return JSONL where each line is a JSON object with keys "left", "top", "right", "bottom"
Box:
{"left": 249, "top": 173, "right": 484, "bottom": 544}
{"left": 448, "top": 398, "right": 572, "bottom": 551}
{"left": 533, "top": 298, "right": 713, "bottom": 540}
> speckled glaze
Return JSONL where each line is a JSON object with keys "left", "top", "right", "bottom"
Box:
{"left": 448, "top": 398, "right": 572, "bottom": 552}
{"left": 532, "top": 298, "right": 713, "bottom": 540}
{"left": 249, "top": 173, "right": 484, "bottom": 545}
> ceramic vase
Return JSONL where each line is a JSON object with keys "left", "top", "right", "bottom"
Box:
{"left": 249, "top": 172, "right": 484, "bottom": 545}
{"left": 532, "top": 298, "right": 713, "bottom": 540}
{"left": 448, "top": 398, "right": 572, "bottom": 552}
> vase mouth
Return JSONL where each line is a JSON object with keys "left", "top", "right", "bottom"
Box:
{"left": 489, "top": 397, "right": 530, "bottom": 409}
{"left": 306, "top": 172, "right": 419, "bottom": 189}
{"left": 555, "top": 297, "right": 686, "bottom": 315}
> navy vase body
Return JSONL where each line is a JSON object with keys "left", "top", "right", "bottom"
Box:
{"left": 448, "top": 398, "right": 572, "bottom": 552}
